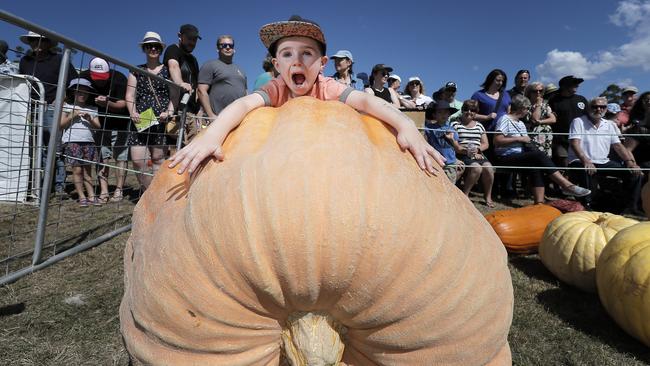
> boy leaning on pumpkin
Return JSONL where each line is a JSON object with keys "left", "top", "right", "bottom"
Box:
{"left": 170, "top": 15, "right": 445, "bottom": 175}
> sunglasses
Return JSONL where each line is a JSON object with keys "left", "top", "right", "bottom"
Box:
{"left": 218, "top": 43, "right": 234, "bottom": 50}
{"left": 517, "top": 69, "right": 530, "bottom": 76}
{"left": 410, "top": 80, "right": 421, "bottom": 85}
{"left": 143, "top": 44, "right": 162, "bottom": 51}
{"left": 591, "top": 105, "right": 608, "bottom": 110}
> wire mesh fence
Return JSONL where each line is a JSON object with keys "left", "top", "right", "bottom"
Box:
{"left": 0, "top": 11, "right": 185, "bottom": 285}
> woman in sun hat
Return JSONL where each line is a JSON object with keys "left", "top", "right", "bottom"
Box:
{"left": 125, "top": 31, "right": 174, "bottom": 191}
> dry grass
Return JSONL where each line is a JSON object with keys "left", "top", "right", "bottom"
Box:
{"left": 0, "top": 193, "right": 649, "bottom": 365}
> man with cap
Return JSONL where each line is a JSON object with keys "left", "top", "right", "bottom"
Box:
{"left": 79, "top": 57, "right": 129, "bottom": 202}
{"left": 364, "top": 64, "right": 400, "bottom": 107}
{"left": 548, "top": 75, "right": 588, "bottom": 166}
{"left": 507, "top": 69, "right": 530, "bottom": 98}
{"left": 424, "top": 101, "right": 465, "bottom": 183}
{"left": 197, "top": 35, "right": 247, "bottom": 121}
{"left": 0, "top": 40, "right": 18, "bottom": 74}
{"left": 18, "top": 31, "right": 78, "bottom": 194}
{"left": 164, "top": 24, "right": 201, "bottom": 114}
{"left": 617, "top": 85, "right": 638, "bottom": 126}
{"left": 330, "top": 50, "right": 360, "bottom": 90}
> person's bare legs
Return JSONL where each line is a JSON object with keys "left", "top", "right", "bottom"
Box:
{"left": 98, "top": 164, "right": 110, "bottom": 200}
{"left": 72, "top": 166, "right": 85, "bottom": 200}
{"left": 462, "top": 163, "right": 482, "bottom": 196}
{"left": 113, "top": 160, "right": 127, "bottom": 200}
{"left": 481, "top": 162, "right": 495, "bottom": 207}
{"left": 149, "top": 146, "right": 167, "bottom": 177}
{"left": 549, "top": 171, "right": 575, "bottom": 190}
{"left": 130, "top": 145, "right": 151, "bottom": 190}
{"left": 82, "top": 165, "right": 96, "bottom": 201}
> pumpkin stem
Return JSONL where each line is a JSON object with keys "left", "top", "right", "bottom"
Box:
{"left": 594, "top": 214, "right": 609, "bottom": 227}
{"left": 281, "top": 311, "right": 347, "bottom": 366}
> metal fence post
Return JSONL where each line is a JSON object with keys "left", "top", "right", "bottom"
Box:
{"left": 32, "top": 47, "right": 71, "bottom": 266}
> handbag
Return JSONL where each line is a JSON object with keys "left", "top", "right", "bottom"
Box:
{"left": 508, "top": 119, "right": 537, "bottom": 152}
{"left": 145, "top": 74, "right": 177, "bottom": 136}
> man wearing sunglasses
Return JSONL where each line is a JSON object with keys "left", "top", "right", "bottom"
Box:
{"left": 197, "top": 35, "right": 247, "bottom": 121}
{"left": 568, "top": 97, "right": 643, "bottom": 213}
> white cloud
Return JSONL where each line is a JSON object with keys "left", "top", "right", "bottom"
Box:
{"left": 536, "top": 0, "right": 650, "bottom": 82}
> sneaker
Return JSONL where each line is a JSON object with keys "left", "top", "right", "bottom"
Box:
{"left": 561, "top": 185, "right": 591, "bottom": 197}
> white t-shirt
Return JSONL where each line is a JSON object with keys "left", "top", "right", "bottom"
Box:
{"left": 568, "top": 116, "right": 620, "bottom": 164}
{"left": 61, "top": 103, "right": 98, "bottom": 143}
{"left": 403, "top": 94, "right": 433, "bottom": 107}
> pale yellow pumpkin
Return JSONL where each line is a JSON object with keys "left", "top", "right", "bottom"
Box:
{"left": 120, "top": 97, "right": 514, "bottom": 365}
{"left": 539, "top": 212, "right": 639, "bottom": 292}
{"left": 596, "top": 222, "right": 650, "bottom": 347}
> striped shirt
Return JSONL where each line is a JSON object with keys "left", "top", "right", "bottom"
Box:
{"left": 451, "top": 121, "right": 485, "bottom": 148}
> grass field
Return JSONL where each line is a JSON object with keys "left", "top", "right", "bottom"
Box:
{"left": 1, "top": 194, "right": 649, "bottom": 365}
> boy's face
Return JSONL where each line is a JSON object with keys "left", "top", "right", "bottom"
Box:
{"left": 435, "top": 109, "right": 451, "bottom": 123}
{"left": 272, "top": 36, "right": 328, "bottom": 97}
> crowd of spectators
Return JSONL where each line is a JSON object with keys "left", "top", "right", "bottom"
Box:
{"left": 0, "top": 25, "right": 648, "bottom": 215}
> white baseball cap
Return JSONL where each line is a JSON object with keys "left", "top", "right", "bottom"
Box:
{"left": 89, "top": 57, "right": 110, "bottom": 81}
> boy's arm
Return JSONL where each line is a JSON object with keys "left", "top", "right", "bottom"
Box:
{"left": 169, "top": 93, "right": 265, "bottom": 174}
{"left": 345, "top": 90, "right": 445, "bottom": 173}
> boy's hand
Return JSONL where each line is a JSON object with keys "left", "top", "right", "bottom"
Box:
{"left": 397, "top": 128, "right": 445, "bottom": 174}
{"left": 168, "top": 132, "right": 225, "bottom": 174}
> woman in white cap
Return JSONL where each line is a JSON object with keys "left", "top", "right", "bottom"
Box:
{"left": 125, "top": 31, "right": 174, "bottom": 191}
{"left": 400, "top": 77, "right": 433, "bottom": 109}
{"left": 60, "top": 78, "right": 101, "bottom": 207}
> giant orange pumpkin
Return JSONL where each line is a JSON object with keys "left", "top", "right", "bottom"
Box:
{"left": 120, "top": 97, "right": 514, "bottom": 365}
{"left": 485, "top": 204, "right": 562, "bottom": 254}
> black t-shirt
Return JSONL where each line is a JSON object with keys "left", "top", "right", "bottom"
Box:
{"left": 372, "top": 87, "right": 393, "bottom": 104}
{"left": 78, "top": 69, "right": 129, "bottom": 130}
{"left": 19, "top": 51, "right": 78, "bottom": 104}
{"left": 548, "top": 93, "right": 588, "bottom": 135}
{"left": 163, "top": 44, "right": 199, "bottom": 113}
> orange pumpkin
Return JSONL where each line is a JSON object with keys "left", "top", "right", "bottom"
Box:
{"left": 120, "top": 97, "right": 513, "bottom": 365}
{"left": 485, "top": 204, "right": 562, "bottom": 254}
{"left": 642, "top": 180, "right": 649, "bottom": 219}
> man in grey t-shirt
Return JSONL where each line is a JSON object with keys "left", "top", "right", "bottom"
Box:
{"left": 197, "top": 35, "right": 247, "bottom": 119}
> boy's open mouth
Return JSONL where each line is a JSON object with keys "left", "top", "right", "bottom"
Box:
{"left": 292, "top": 73, "right": 306, "bottom": 86}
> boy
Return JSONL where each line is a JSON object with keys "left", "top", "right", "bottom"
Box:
{"left": 424, "top": 101, "right": 465, "bottom": 183}
{"left": 170, "top": 16, "right": 444, "bottom": 175}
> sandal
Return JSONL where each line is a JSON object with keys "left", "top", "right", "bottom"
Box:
{"left": 98, "top": 194, "right": 110, "bottom": 204}
{"left": 110, "top": 188, "right": 124, "bottom": 202}
{"left": 485, "top": 201, "right": 496, "bottom": 208}
{"left": 89, "top": 197, "right": 103, "bottom": 206}
{"left": 78, "top": 198, "right": 89, "bottom": 207}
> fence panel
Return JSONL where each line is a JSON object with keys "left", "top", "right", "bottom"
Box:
{"left": 0, "top": 10, "right": 183, "bottom": 285}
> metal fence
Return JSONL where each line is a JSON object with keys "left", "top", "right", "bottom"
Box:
{"left": 0, "top": 10, "right": 186, "bottom": 285}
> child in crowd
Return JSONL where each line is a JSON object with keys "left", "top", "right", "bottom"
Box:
{"left": 170, "top": 16, "right": 444, "bottom": 175}
{"left": 60, "top": 78, "right": 101, "bottom": 207}
{"left": 423, "top": 101, "right": 465, "bottom": 183}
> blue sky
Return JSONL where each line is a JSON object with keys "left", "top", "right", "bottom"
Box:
{"left": 2, "top": 0, "right": 648, "bottom": 100}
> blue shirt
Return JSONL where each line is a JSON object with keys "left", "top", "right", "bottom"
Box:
{"left": 424, "top": 121, "right": 458, "bottom": 164}
{"left": 470, "top": 90, "right": 511, "bottom": 131}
